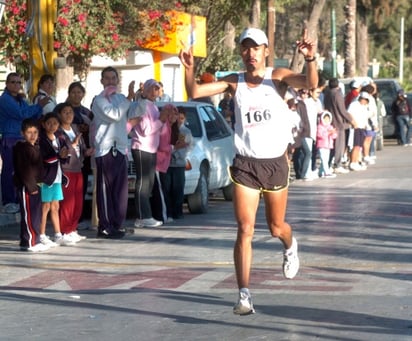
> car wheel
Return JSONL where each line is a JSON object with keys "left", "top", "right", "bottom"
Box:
{"left": 187, "top": 166, "right": 209, "bottom": 214}
{"left": 222, "top": 183, "right": 233, "bottom": 201}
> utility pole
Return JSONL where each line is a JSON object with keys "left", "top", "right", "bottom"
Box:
{"left": 331, "top": 8, "right": 337, "bottom": 78}
{"left": 399, "top": 17, "right": 404, "bottom": 83}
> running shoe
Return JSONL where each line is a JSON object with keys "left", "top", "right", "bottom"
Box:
{"left": 21, "top": 243, "right": 50, "bottom": 252}
{"left": 233, "top": 289, "right": 255, "bottom": 315}
{"left": 40, "top": 235, "right": 58, "bottom": 248}
{"left": 283, "top": 237, "right": 300, "bottom": 279}
{"left": 54, "top": 234, "right": 77, "bottom": 246}
{"left": 134, "top": 218, "right": 163, "bottom": 228}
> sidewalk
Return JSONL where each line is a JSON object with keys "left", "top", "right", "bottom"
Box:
{"left": 0, "top": 141, "right": 411, "bottom": 341}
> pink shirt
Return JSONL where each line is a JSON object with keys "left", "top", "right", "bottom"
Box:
{"left": 130, "top": 99, "right": 163, "bottom": 153}
{"left": 156, "top": 121, "right": 173, "bottom": 173}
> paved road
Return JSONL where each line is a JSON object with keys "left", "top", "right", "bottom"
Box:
{"left": 0, "top": 141, "right": 411, "bottom": 340}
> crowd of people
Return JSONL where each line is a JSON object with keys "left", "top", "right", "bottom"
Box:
{"left": 1, "top": 27, "right": 411, "bottom": 318}
{"left": 0, "top": 69, "right": 192, "bottom": 252}
{"left": 287, "top": 75, "right": 410, "bottom": 181}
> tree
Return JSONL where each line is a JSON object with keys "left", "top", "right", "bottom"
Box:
{"left": 289, "top": 0, "right": 326, "bottom": 73}
{"left": 0, "top": 0, "right": 181, "bottom": 79}
{"left": 344, "top": 0, "right": 356, "bottom": 78}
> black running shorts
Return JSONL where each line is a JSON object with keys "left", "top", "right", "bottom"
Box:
{"left": 229, "top": 153, "right": 289, "bottom": 192}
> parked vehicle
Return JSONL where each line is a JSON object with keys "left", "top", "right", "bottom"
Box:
{"left": 87, "top": 101, "right": 235, "bottom": 214}
{"left": 374, "top": 78, "right": 402, "bottom": 138}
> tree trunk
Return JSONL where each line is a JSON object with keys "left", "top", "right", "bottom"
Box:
{"left": 290, "top": 0, "right": 326, "bottom": 73}
{"left": 267, "top": 0, "right": 275, "bottom": 67}
{"left": 357, "top": 6, "right": 369, "bottom": 76}
{"left": 250, "top": 0, "right": 261, "bottom": 28}
{"left": 224, "top": 21, "right": 236, "bottom": 51}
{"left": 344, "top": 0, "right": 357, "bottom": 78}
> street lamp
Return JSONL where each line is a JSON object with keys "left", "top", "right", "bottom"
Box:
{"left": 0, "top": 0, "right": 6, "bottom": 23}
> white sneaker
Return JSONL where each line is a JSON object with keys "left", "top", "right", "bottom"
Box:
{"left": 3, "top": 203, "right": 20, "bottom": 214}
{"left": 283, "top": 237, "right": 300, "bottom": 279}
{"left": 55, "top": 234, "right": 77, "bottom": 246}
{"left": 134, "top": 218, "right": 163, "bottom": 228}
{"left": 233, "top": 289, "right": 255, "bottom": 315}
{"left": 21, "top": 243, "right": 50, "bottom": 252}
{"left": 40, "top": 235, "right": 58, "bottom": 248}
{"left": 363, "top": 156, "right": 375, "bottom": 165}
{"left": 349, "top": 162, "right": 366, "bottom": 171}
{"left": 334, "top": 166, "right": 349, "bottom": 174}
{"left": 69, "top": 231, "right": 87, "bottom": 242}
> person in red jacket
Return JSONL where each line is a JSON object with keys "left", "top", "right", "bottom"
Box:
{"left": 344, "top": 79, "right": 362, "bottom": 108}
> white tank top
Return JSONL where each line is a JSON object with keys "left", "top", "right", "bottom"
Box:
{"left": 234, "top": 68, "right": 294, "bottom": 158}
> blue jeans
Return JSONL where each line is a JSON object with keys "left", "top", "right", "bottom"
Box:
{"left": 301, "top": 137, "right": 313, "bottom": 178}
{"left": 396, "top": 115, "right": 411, "bottom": 145}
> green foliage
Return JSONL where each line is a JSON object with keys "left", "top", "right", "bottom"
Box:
{"left": 0, "top": 0, "right": 30, "bottom": 77}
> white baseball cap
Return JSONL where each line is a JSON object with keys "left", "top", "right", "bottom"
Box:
{"left": 359, "top": 91, "right": 370, "bottom": 101}
{"left": 239, "top": 28, "right": 268, "bottom": 46}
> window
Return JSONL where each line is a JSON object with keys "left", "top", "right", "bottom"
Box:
{"left": 199, "top": 105, "right": 232, "bottom": 141}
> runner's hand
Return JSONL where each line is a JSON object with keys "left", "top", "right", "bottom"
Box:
{"left": 296, "top": 28, "right": 315, "bottom": 59}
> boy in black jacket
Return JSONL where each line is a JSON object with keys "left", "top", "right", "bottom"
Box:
{"left": 13, "top": 118, "right": 49, "bottom": 252}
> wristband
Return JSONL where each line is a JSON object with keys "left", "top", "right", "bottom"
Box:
{"left": 305, "top": 56, "right": 316, "bottom": 62}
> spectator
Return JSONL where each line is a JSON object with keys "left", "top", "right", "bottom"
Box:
{"left": 90, "top": 66, "right": 139, "bottom": 239}
{"left": 292, "top": 89, "right": 311, "bottom": 180}
{"left": 218, "top": 90, "right": 235, "bottom": 128}
{"left": 0, "top": 72, "right": 49, "bottom": 213}
{"left": 13, "top": 118, "right": 49, "bottom": 252}
{"left": 156, "top": 82, "right": 172, "bottom": 102}
{"left": 150, "top": 104, "right": 181, "bottom": 223}
{"left": 165, "top": 106, "right": 193, "bottom": 219}
{"left": 135, "top": 82, "right": 144, "bottom": 101}
{"left": 323, "top": 78, "right": 356, "bottom": 174}
{"left": 130, "top": 79, "right": 168, "bottom": 228}
{"left": 373, "top": 89, "right": 386, "bottom": 152}
{"left": 55, "top": 103, "right": 94, "bottom": 242}
{"left": 316, "top": 111, "right": 337, "bottom": 178}
{"left": 65, "top": 81, "right": 94, "bottom": 223}
{"left": 38, "top": 112, "right": 75, "bottom": 247}
{"left": 32, "top": 74, "right": 57, "bottom": 115}
{"left": 345, "top": 79, "right": 362, "bottom": 108}
{"left": 302, "top": 86, "right": 323, "bottom": 180}
{"left": 391, "top": 89, "right": 411, "bottom": 146}
{"left": 347, "top": 92, "right": 370, "bottom": 171}
{"left": 360, "top": 84, "right": 378, "bottom": 165}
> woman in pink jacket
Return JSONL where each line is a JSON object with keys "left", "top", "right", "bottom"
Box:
{"left": 150, "top": 104, "right": 180, "bottom": 223}
{"left": 316, "top": 111, "right": 338, "bottom": 178}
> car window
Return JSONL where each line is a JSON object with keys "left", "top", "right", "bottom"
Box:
{"left": 376, "top": 82, "right": 397, "bottom": 105}
{"left": 199, "top": 105, "right": 232, "bottom": 140}
{"left": 184, "top": 107, "right": 202, "bottom": 138}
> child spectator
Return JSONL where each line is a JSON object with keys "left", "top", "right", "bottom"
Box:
{"left": 316, "top": 111, "right": 337, "bottom": 178}
{"left": 55, "top": 103, "right": 94, "bottom": 242}
{"left": 38, "top": 112, "right": 75, "bottom": 246}
{"left": 13, "top": 119, "right": 49, "bottom": 252}
{"left": 165, "top": 106, "right": 193, "bottom": 219}
{"left": 347, "top": 92, "right": 369, "bottom": 171}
